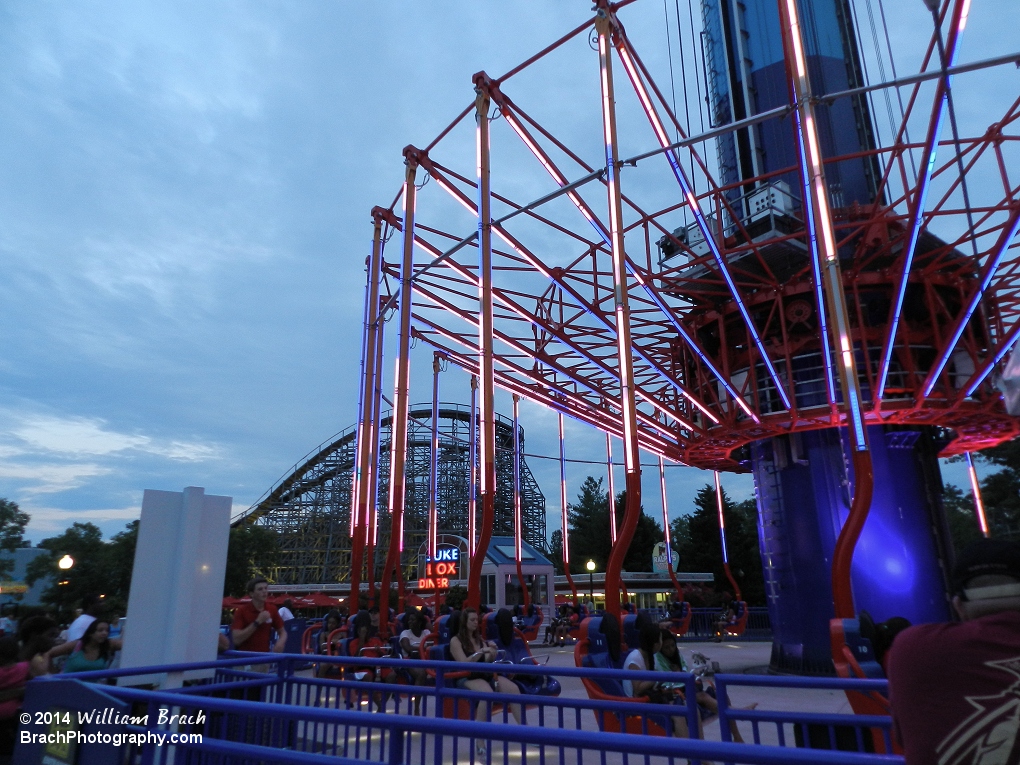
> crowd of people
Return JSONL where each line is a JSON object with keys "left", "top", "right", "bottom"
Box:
{"left": 0, "top": 593, "right": 126, "bottom": 764}
{"left": 2, "top": 536, "right": 1015, "bottom": 764}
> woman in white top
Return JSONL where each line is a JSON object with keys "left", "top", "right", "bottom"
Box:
{"left": 624, "top": 618, "right": 692, "bottom": 740}
{"left": 399, "top": 610, "right": 431, "bottom": 690}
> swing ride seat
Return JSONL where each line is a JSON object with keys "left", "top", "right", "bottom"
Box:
{"left": 301, "top": 622, "right": 321, "bottom": 654}
{"left": 621, "top": 613, "right": 640, "bottom": 651}
{"left": 427, "top": 641, "right": 484, "bottom": 720}
{"left": 830, "top": 618, "right": 900, "bottom": 755}
{"left": 518, "top": 604, "right": 543, "bottom": 642}
{"left": 573, "top": 617, "right": 671, "bottom": 736}
{"left": 723, "top": 601, "right": 748, "bottom": 637}
{"left": 667, "top": 602, "right": 692, "bottom": 637}
{"left": 482, "top": 612, "right": 561, "bottom": 698}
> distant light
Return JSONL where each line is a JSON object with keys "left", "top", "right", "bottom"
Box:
{"left": 58, "top": 555, "right": 74, "bottom": 570}
{"left": 586, "top": 560, "right": 596, "bottom": 573}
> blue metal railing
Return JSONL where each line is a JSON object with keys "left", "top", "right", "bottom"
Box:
{"left": 24, "top": 653, "right": 901, "bottom": 765}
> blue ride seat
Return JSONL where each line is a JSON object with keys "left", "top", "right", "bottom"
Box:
{"left": 622, "top": 613, "right": 640, "bottom": 652}
{"left": 831, "top": 618, "right": 884, "bottom": 679}
{"left": 489, "top": 609, "right": 560, "bottom": 697}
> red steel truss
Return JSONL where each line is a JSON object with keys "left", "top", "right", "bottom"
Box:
{"left": 352, "top": 0, "right": 1020, "bottom": 611}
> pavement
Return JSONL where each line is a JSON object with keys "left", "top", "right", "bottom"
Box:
{"left": 527, "top": 638, "right": 854, "bottom": 744}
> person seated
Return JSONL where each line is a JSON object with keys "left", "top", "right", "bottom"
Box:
{"left": 655, "top": 628, "right": 753, "bottom": 742}
{"left": 348, "top": 612, "right": 396, "bottom": 711}
{"left": 887, "top": 539, "right": 1020, "bottom": 764}
{"left": 622, "top": 618, "right": 690, "bottom": 738}
{"left": 554, "top": 605, "right": 577, "bottom": 646}
{"left": 50, "top": 619, "right": 122, "bottom": 676}
{"left": 399, "top": 609, "right": 432, "bottom": 710}
{"left": 367, "top": 607, "right": 381, "bottom": 639}
{"left": 449, "top": 607, "right": 522, "bottom": 755}
{"left": 315, "top": 610, "right": 344, "bottom": 678}
{"left": 713, "top": 593, "right": 737, "bottom": 641}
{"left": 0, "top": 636, "right": 47, "bottom": 764}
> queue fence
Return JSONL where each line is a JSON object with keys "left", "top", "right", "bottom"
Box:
{"left": 18, "top": 653, "right": 901, "bottom": 765}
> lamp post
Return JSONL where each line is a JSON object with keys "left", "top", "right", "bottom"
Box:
{"left": 586, "top": 559, "right": 596, "bottom": 602}
{"left": 58, "top": 555, "right": 74, "bottom": 570}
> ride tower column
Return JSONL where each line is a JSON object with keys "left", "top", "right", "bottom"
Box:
{"left": 379, "top": 148, "right": 419, "bottom": 630}
{"left": 467, "top": 79, "right": 496, "bottom": 611}
{"left": 595, "top": 6, "right": 643, "bottom": 620}
{"left": 722, "top": 0, "right": 954, "bottom": 673}
{"left": 350, "top": 209, "right": 385, "bottom": 606}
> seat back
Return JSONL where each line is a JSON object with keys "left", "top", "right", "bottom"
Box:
{"left": 435, "top": 613, "right": 460, "bottom": 644}
{"left": 621, "top": 613, "right": 640, "bottom": 652}
{"left": 482, "top": 611, "right": 499, "bottom": 642}
{"left": 831, "top": 618, "right": 884, "bottom": 679}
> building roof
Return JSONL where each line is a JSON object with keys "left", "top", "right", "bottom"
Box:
{"left": 484, "top": 536, "right": 553, "bottom": 568}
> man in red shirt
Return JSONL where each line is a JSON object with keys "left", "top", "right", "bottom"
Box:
{"left": 887, "top": 538, "right": 1020, "bottom": 764}
{"left": 231, "top": 578, "right": 287, "bottom": 654}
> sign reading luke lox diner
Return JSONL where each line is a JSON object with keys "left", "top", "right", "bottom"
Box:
{"left": 418, "top": 547, "right": 459, "bottom": 590}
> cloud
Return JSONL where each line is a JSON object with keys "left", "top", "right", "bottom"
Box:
{"left": 13, "top": 415, "right": 148, "bottom": 456}
{"left": 22, "top": 504, "right": 140, "bottom": 536}
{"left": 0, "top": 462, "right": 110, "bottom": 495}
{"left": 4, "top": 412, "right": 220, "bottom": 462}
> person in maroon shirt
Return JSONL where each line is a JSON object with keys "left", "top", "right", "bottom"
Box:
{"left": 231, "top": 578, "right": 287, "bottom": 654}
{"left": 887, "top": 538, "right": 1020, "bottom": 764}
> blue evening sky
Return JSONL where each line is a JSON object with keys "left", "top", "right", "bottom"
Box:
{"left": 0, "top": 1, "right": 1012, "bottom": 542}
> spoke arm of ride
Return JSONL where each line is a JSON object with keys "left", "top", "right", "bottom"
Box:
{"left": 410, "top": 233, "right": 700, "bottom": 437}
{"left": 417, "top": 153, "right": 715, "bottom": 424}
{"left": 919, "top": 206, "right": 1020, "bottom": 400}
{"left": 876, "top": 0, "right": 972, "bottom": 402}
{"left": 487, "top": 77, "right": 754, "bottom": 424}
{"left": 608, "top": 12, "right": 791, "bottom": 412}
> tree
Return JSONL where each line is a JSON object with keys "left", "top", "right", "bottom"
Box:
{"left": 0, "top": 499, "right": 29, "bottom": 580}
{"left": 942, "top": 484, "right": 983, "bottom": 554}
{"left": 565, "top": 476, "right": 663, "bottom": 574}
{"left": 26, "top": 522, "right": 110, "bottom": 618}
{"left": 548, "top": 530, "right": 564, "bottom": 574}
{"left": 223, "top": 524, "right": 280, "bottom": 597}
{"left": 672, "top": 485, "right": 765, "bottom": 606}
{"left": 974, "top": 440, "right": 1020, "bottom": 537}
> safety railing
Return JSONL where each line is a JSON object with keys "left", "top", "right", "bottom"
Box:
{"left": 28, "top": 652, "right": 902, "bottom": 764}
{"left": 715, "top": 673, "right": 898, "bottom": 753}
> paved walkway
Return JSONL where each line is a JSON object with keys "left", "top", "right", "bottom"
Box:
{"left": 528, "top": 639, "right": 853, "bottom": 744}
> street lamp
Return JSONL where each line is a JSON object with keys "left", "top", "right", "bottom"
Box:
{"left": 58, "top": 555, "right": 74, "bottom": 570}
{"left": 586, "top": 559, "right": 596, "bottom": 602}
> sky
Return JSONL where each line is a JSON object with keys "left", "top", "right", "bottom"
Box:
{"left": 0, "top": 1, "right": 1013, "bottom": 543}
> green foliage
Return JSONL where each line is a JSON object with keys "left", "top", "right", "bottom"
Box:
{"left": 973, "top": 441, "right": 1020, "bottom": 538}
{"left": 942, "top": 484, "right": 983, "bottom": 554}
{"left": 565, "top": 476, "right": 663, "bottom": 574}
{"left": 548, "top": 530, "right": 564, "bottom": 575}
{"left": 0, "top": 499, "right": 29, "bottom": 580}
{"left": 444, "top": 584, "right": 467, "bottom": 611}
{"left": 223, "top": 524, "right": 280, "bottom": 597}
{"left": 25, "top": 521, "right": 135, "bottom": 620}
{"left": 671, "top": 485, "right": 765, "bottom": 606}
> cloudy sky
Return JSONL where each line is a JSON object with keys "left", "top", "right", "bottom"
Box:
{"left": 0, "top": 1, "right": 1011, "bottom": 542}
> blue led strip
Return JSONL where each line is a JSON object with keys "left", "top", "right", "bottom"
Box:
{"left": 877, "top": 4, "right": 969, "bottom": 400}
{"left": 922, "top": 209, "right": 1020, "bottom": 397}
{"left": 790, "top": 105, "right": 838, "bottom": 407}
{"left": 964, "top": 322, "right": 1020, "bottom": 397}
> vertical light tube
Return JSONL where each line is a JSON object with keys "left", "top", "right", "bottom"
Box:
{"left": 714, "top": 471, "right": 741, "bottom": 601}
{"left": 596, "top": 10, "right": 643, "bottom": 620}
{"left": 559, "top": 412, "right": 578, "bottom": 603}
{"left": 379, "top": 150, "right": 419, "bottom": 626}
{"left": 877, "top": 0, "right": 973, "bottom": 401}
{"left": 659, "top": 455, "right": 685, "bottom": 601}
{"left": 366, "top": 317, "right": 385, "bottom": 599}
{"left": 512, "top": 395, "right": 530, "bottom": 609}
{"left": 777, "top": 0, "right": 872, "bottom": 620}
{"left": 350, "top": 214, "right": 383, "bottom": 602}
{"left": 606, "top": 433, "right": 618, "bottom": 543}
{"left": 429, "top": 355, "right": 441, "bottom": 567}
{"left": 965, "top": 452, "right": 990, "bottom": 537}
{"left": 467, "top": 84, "right": 496, "bottom": 611}
{"left": 468, "top": 375, "right": 478, "bottom": 557}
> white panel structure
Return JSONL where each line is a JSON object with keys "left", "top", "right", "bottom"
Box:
{"left": 119, "top": 486, "right": 231, "bottom": 685}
